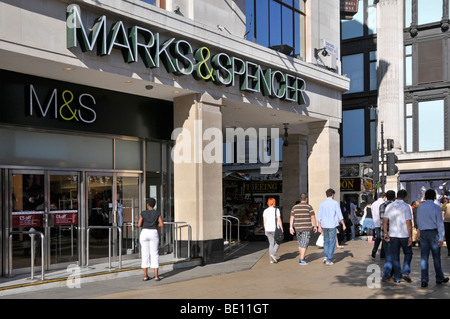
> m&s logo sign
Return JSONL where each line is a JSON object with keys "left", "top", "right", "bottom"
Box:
{"left": 28, "top": 84, "right": 97, "bottom": 123}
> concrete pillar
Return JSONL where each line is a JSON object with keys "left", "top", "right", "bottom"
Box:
{"left": 173, "top": 93, "right": 223, "bottom": 264}
{"left": 377, "top": 0, "right": 404, "bottom": 152}
{"left": 307, "top": 120, "right": 341, "bottom": 214}
{"left": 281, "top": 134, "right": 308, "bottom": 222}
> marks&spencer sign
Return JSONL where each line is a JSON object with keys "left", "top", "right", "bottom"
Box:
{"left": 66, "top": 4, "right": 307, "bottom": 104}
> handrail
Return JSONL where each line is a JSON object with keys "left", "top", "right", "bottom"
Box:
{"left": 163, "top": 221, "right": 191, "bottom": 260}
{"left": 222, "top": 215, "right": 240, "bottom": 249}
{"left": 9, "top": 230, "right": 45, "bottom": 280}
{"left": 222, "top": 217, "right": 232, "bottom": 250}
{"left": 87, "top": 226, "right": 122, "bottom": 269}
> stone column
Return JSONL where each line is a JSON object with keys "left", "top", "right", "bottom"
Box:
{"left": 377, "top": 0, "right": 404, "bottom": 152}
{"left": 173, "top": 93, "right": 223, "bottom": 264}
{"left": 307, "top": 120, "right": 341, "bottom": 214}
{"left": 281, "top": 134, "right": 308, "bottom": 222}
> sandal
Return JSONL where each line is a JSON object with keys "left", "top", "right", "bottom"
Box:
{"left": 143, "top": 277, "right": 150, "bottom": 281}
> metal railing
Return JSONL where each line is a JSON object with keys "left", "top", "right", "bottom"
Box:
{"left": 87, "top": 225, "right": 122, "bottom": 269}
{"left": 163, "top": 221, "right": 191, "bottom": 260}
{"left": 9, "top": 230, "right": 45, "bottom": 280}
{"left": 222, "top": 215, "right": 240, "bottom": 250}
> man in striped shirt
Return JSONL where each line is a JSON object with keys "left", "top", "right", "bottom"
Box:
{"left": 290, "top": 193, "right": 317, "bottom": 265}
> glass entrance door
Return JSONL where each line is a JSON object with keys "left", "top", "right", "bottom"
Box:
{"left": 48, "top": 173, "right": 79, "bottom": 264}
{"left": 87, "top": 174, "right": 114, "bottom": 260}
{"left": 10, "top": 171, "right": 46, "bottom": 271}
{"left": 9, "top": 171, "right": 80, "bottom": 272}
{"left": 117, "top": 175, "right": 140, "bottom": 255}
{"left": 86, "top": 173, "right": 141, "bottom": 260}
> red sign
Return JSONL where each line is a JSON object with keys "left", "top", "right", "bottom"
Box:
{"left": 12, "top": 211, "right": 43, "bottom": 228}
{"left": 52, "top": 211, "right": 78, "bottom": 226}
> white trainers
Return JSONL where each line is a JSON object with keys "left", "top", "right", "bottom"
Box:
{"left": 270, "top": 255, "right": 278, "bottom": 263}
{"left": 325, "top": 261, "right": 334, "bottom": 265}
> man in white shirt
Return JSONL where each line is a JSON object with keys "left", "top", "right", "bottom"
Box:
{"left": 371, "top": 193, "right": 386, "bottom": 258}
{"left": 383, "top": 189, "right": 413, "bottom": 283}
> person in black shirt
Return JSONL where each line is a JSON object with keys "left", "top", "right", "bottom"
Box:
{"left": 138, "top": 198, "right": 163, "bottom": 281}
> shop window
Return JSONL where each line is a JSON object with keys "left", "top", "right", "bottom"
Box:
{"left": 342, "top": 109, "right": 365, "bottom": 157}
{"left": 417, "top": 0, "right": 442, "bottom": 25}
{"left": 342, "top": 53, "right": 364, "bottom": 93}
{"left": 246, "top": 0, "right": 305, "bottom": 59}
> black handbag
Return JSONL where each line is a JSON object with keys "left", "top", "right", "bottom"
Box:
{"left": 274, "top": 208, "right": 284, "bottom": 244}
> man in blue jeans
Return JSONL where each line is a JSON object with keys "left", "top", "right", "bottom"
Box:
{"left": 318, "top": 188, "right": 346, "bottom": 265}
{"left": 417, "top": 189, "right": 449, "bottom": 288}
{"left": 383, "top": 189, "right": 413, "bottom": 283}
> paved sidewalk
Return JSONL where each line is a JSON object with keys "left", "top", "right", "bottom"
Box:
{"left": 2, "top": 239, "right": 450, "bottom": 299}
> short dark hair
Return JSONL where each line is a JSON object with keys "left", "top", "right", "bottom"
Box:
{"left": 386, "top": 190, "right": 396, "bottom": 201}
{"left": 326, "top": 188, "right": 335, "bottom": 197}
{"left": 300, "top": 193, "right": 308, "bottom": 201}
{"left": 424, "top": 189, "right": 436, "bottom": 201}
{"left": 397, "top": 189, "right": 407, "bottom": 200}
{"left": 379, "top": 192, "right": 386, "bottom": 198}
{"left": 147, "top": 198, "right": 156, "bottom": 208}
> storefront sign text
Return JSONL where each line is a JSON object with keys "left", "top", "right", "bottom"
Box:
{"left": 28, "top": 84, "right": 97, "bottom": 123}
{"left": 66, "top": 4, "right": 306, "bottom": 105}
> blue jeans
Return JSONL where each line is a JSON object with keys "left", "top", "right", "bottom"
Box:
{"left": 382, "top": 240, "right": 393, "bottom": 279}
{"left": 420, "top": 230, "right": 445, "bottom": 283}
{"left": 390, "top": 237, "right": 413, "bottom": 281}
{"left": 322, "top": 228, "right": 337, "bottom": 262}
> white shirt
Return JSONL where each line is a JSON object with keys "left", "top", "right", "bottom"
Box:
{"left": 263, "top": 207, "right": 281, "bottom": 232}
{"left": 384, "top": 199, "right": 412, "bottom": 238}
{"left": 371, "top": 197, "right": 385, "bottom": 228}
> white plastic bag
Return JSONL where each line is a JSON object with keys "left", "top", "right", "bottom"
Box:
{"left": 316, "top": 233, "right": 324, "bottom": 247}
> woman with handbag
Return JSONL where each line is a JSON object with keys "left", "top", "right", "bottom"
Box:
{"left": 263, "top": 198, "right": 283, "bottom": 263}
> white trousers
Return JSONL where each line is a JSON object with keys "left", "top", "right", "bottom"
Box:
{"left": 140, "top": 229, "right": 159, "bottom": 269}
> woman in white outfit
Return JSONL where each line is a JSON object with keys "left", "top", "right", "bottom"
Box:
{"left": 263, "top": 197, "right": 283, "bottom": 263}
{"left": 138, "top": 198, "right": 163, "bottom": 281}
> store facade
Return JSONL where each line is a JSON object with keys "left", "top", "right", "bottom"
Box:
{"left": 0, "top": 0, "right": 348, "bottom": 274}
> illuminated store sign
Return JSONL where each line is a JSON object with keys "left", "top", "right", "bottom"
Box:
{"left": 28, "top": 84, "right": 97, "bottom": 123}
{"left": 66, "top": 4, "right": 306, "bottom": 104}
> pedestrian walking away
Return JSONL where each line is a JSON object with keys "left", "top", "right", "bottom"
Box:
{"left": 138, "top": 198, "right": 164, "bottom": 281}
{"left": 263, "top": 197, "right": 283, "bottom": 264}
{"left": 371, "top": 192, "right": 386, "bottom": 258}
{"left": 289, "top": 193, "right": 317, "bottom": 265}
{"left": 442, "top": 197, "right": 450, "bottom": 256}
{"left": 417, "top": 189, "right": 449, "bottom": 288}
{"left": 381, "top": 190, "right": 395, "bottom": 281}
{"left": 361, "top": 200, "right": 375, "bottom": 242}
{"left": 317, "top": 188, "right": 346, "bottom": 265}
{"left": 383, "top": 190, "right": 413, "bottom": 283}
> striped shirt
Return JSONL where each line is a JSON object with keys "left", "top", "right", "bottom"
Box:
{"left": 290, "top": 203, "right": 315, "bottom": 231}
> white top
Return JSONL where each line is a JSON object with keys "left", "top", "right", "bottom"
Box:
{"left": 263, "top": 207, "right": 281, "bottom": 232}
{"left": 384, "top": 199, "right": 412, "bottom": 238}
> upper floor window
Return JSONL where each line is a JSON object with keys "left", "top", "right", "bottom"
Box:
{"left": 141, "top": 0, "right": 166, "bottom": 9}
{"left": 245, "top": 0, "right": 306, "bottom": 59}
{"left": 341, "top": 0, "right": 377, "bottom": 40}
{"left": 405, "top": 0, "right": 443, "bottom": 27}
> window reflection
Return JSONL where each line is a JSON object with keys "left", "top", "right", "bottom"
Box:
{"left": 343, "top": 109, "right": 365, "bottom": 157}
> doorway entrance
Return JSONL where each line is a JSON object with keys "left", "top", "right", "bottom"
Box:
{"left": 9, "top": 170, "right": 80, "bottom": 272}
{"left": 5, "top": 169, "right": 141, "bottom": 275}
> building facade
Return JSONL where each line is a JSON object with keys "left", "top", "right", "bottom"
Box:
{"left": 341, "top": 0, "right": 450, "bottom": 202}
{"left": 0, "top": 0, "right": 348, "bottom": 276}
